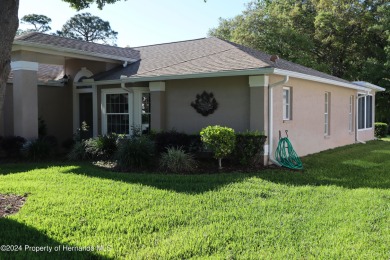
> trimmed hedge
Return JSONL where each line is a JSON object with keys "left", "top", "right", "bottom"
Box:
{"left": 234, "top": 131, "right": 267, "bottom": 166}
{"left": 152, "top": 130, "right": 202, "bottom": 154}
{"left": 375, "top": 122, "right": 388, "bottom": 138}
{"left": 153, "top": 130, "right": 267, "bottom": 167}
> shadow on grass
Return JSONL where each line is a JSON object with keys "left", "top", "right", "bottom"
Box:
{"left": 0, "top": 218, "right": 110, "bottom": 259}
{"left": 65, "top": 164, "right": 250, "bottom": 194}
{"left": 1, "top": 141, "right": 389, "bottom": 191}
{"left": 0, "top": 161, "right": 249, "bottom": 194}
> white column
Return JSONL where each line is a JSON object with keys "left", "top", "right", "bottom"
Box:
{"left": 11, "top": 61, "right": 39, "bottom": 140}
{"left": 149, "top": 81, "right": 166, "bottom": 132}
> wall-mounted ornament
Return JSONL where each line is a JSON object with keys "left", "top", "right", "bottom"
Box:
{"left": 191, "top": 91, "right": 218, "bottom": 116}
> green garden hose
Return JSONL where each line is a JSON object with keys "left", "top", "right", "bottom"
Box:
{"left": 275, "top": 137, "right": 303, "bottom": 170}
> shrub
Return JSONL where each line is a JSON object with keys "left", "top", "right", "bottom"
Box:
{"left": 159, "top": 147, "right": 197, "bottom": 173}
{"left": 153, "top": 130, "right": 202, "bottom": 154}
{"left": 375, "top": 122, "right": 388, "bottom": 138}
{"left": 200, "top": 125, "right": 236, "bottom": 169}
{"left": 22, "top": 138, "right": 52, "bottom": 161}
{"left": 234, "top": 131, "right": 267, "bottom": 166}
{"left": 67, "top": 141, "right": 88, "bottom": 161}
{"left": 115, "top": 136, "right": 155, "bottom": 170}
{"left": 0, "top": 136, "right": 26, "bottom": 158}
{"left": 84, "top": 134, "right": 119, "bottom": 160}
{"left": 73, "top": 121, "right": 90, "bottom": 142}
{"left": 38, "top": 117, "right": 47, "bottom": 138}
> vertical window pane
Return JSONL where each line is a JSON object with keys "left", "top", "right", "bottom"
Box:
{"left": 142, "top": 93, "right": 151, "bottom": 134}
{"left": 283, "top": 88, "right": 291, "bottom": 120}
{"left": 366, "top": 95, "right": 372, "bottom": 128}
{"left": 142, "top": 93, "right": 151, "bottom": 114}
{"left": 324, "top": 92, "right": 330, "bottom": 135}
{"left": 358, "top": 96, "right": 365, "bottom": 129}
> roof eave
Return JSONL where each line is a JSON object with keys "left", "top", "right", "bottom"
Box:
{"left": 75, "top": 68, "right": 275, "bottom": 86}
{"left": 352, "top": 81, "right": 385, "bottom": 92}
{"left": 12, "top": 41, "right": 137, "bottom": 64}
{"left": 274, "top": 69, "right": 372, "bottom": 92}
{"left": 7, "top": 78, "right": 64, "bottom": 87}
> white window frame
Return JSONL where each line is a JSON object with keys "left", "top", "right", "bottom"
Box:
{"left": 349, "top": 95, "right": 354, "bottom": 132}
{"left": 283, "top": 87, "right": 292, "bottom": 120}
{"left": 324, "top": 92, "right": 330, "bottom": 136}
{"left": 101, "top": 89, "right": 133, "bottom": 136}
{"left": 358, "top": 94, "right": 373, "bottom": 130}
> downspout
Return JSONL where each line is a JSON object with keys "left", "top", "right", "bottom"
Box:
{"left": 121, "top": 82, "right": 131, "bottom": 93}
{"left": 355, "top": 91, "right": 370, "bottom": 144}
{"left": 120, "top": 62, "right": 130, "bottom": 92}
{"left": 268, "top": 75, "right": 289, "bottom": 165}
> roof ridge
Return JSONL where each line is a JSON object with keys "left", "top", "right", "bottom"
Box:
{"left": 136, "top": 39, "right": 237, "bottom": 76}
{"left": 133, "top": 37, "right": 207, "bottom": 49}
{"left": 215, "top": 37, "right": 352, "bottom": 83}
{"left": 14, "top": 31, "right": 39, "bottom": 40}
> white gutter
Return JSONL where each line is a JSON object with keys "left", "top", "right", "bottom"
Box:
{"left": 352, "top": 81, "right": 385, "bottom": 92}
{"left": 268, "top": 75, "right": 290, "bottom": 166}
{"left": 120, "top": 76, "right": 131, "bottom": 93}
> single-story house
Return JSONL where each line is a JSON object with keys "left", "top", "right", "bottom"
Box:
{"left": 2, "top": 32, "right": 384, "bottom": 164}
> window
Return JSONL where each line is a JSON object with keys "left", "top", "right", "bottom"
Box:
{"left": 283, "top": 87, "right": 291, "bottom": 120}
{"left": 358, "top": 94, "right": 373, "bottom": 130}
{"left": 141, "top": 93, "right": 151, "bottom": 134}
{"left": 324, "top": 92, "right": 330, "bottom": 136}
{"left": 105, "top": 93, "right": 130, "bottom": 135}
{"left": 349, "top": 95, "right": 354, "bottom": 132}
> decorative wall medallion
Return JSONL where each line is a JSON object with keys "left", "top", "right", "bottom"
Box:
{"left": 191, "top": 91, "right": 218, "bottom": 116}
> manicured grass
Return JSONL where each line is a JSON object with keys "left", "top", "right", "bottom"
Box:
{"left": 1, "top": 141, "right": 390, "bottom": 259}
{"left": 381, "top": 136, "right": 390, "bottom": 142}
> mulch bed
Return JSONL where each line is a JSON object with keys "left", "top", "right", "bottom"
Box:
{"left": 0, "top": 194, "right": 27, "bottom": 218}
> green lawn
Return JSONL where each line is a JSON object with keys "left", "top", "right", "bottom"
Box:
{"left": 0, "top": 141, "right": 390, "bottom": 259}
{"left": 381, "top": 136, "right": 390, "bottom": 142}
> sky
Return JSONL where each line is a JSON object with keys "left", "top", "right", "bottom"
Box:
{"left": 18, "top": 0, "right": 250, "bottom": 48}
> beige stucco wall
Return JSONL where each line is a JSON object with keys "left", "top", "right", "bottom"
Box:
{"left": 65, "top": 59, "right": 113, "bottom": 80}
{"left": 1, "top": 83, "right": 73, "bottom": 145}
{"left": 165, "top": 76, "right": 250, "bottom": 134}
{"left": 269, "top": 75, "right": 375, "bottom": 157}
{"left": 38, "top": 85, "right": 73, "bottom": 144}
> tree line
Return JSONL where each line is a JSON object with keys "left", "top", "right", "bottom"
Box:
{"left": 209, "top": 0, "right": 390, "bottom": 124}
{"left": 18, "top": 13, "right": 118, "bottom": 45}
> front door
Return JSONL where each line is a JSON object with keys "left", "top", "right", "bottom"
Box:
{"left": 79, "top": 93, "right": 93, "bottom": 139}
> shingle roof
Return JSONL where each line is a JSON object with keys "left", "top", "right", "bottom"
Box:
{"left": 92, "top": 37, "right": 351, "bottom": 85}
{"left": 13, "top": 33, "right": 352, "bottom": 86}
{"left": 14, "top": 32, "right": 140, "bottom": 61}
